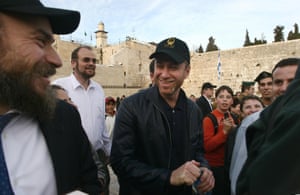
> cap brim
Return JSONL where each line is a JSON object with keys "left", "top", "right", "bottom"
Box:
{"left": 2, "top": 6, "right": 80, "bottom": 34}
{"left": 150, "top": 50, "right": 185, "bottom": 64}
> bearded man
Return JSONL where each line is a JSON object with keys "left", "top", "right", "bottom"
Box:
{"left": 0, "top": 0, "right": 101, "bottom": 194}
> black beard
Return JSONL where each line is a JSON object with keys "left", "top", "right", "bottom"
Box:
{"left": 0, "top": 66, "right": 57, "bottom": 122}
{"left": 75, "top": 62, "right": 95, "bottom": 79}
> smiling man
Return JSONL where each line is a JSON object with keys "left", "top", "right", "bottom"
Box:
{"left": 110, "top": 37, "right": 214, "bottom": 195}
{"left": 53, "top": 46, "right": 111, "bottom": 194}
{"left": 254, "top": 71, "right": 273, "bottom": 107}
{"left": 0, "top": 0, "right": 101, "bottom": 194}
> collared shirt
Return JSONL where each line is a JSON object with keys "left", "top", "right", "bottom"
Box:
{"left": 2, "top": 112, "right": 57, "bottom": 195}
{"left": 105, "top": 114, "right": 116, "bottom": 139}
{"left": 203, "top": 95, "right": 213, "bottom": 110}
{"left": 159, "top": 90, "right": 187, "bottom": 169}
{"left": 229, "top": 111, "right": 261, "bottom": 195}
{"left": 53, "top": 74, "right": 111, "bottom": 154}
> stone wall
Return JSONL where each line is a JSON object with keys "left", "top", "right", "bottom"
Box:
{"left": 183, "top": 39, "right": 300, "bottom": 97}
{"left": 52, "top": 36, "right": 300, "bottom": 98}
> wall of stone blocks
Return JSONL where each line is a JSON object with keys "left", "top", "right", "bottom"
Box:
{"left": 52, "top": 36, "right": 300, "bottom": 99}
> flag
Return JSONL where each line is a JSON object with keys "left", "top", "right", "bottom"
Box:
{"left": 217, "top": 50, "right": 221, "bottom": 80}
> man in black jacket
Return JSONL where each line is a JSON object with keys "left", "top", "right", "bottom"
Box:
{"left": 110, "top": 37, "right": 214, "bottom": 195}
{"left": 196, "top": 82, "right": 217, "bottom": 117}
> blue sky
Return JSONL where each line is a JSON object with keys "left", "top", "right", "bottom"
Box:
{"left": 42, "top": 0, "right": 299, "bottom": 51}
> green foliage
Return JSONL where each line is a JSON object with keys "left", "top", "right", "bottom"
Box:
{"left": 243, "top": 29, "right": 253, "bottom": 47}
{"left": 287, "top": 23, "right": 300, "bottom": 40}
{"left": 196, "top": 44, "right": 204, "bottom": 53}
{"left": 253, "top": 38, "right": 267, "bottom": 45}
{"left": 206, "top": 36, "right": 219, "bottom": 52}
{"left": 274, "top": 25, "right": 285, "bottom": 42}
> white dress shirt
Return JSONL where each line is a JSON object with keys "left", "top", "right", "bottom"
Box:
{"left": 105, "top": 114, "right": 116, "bottom": 139}
{"left": 53, "top": 74, "right": 111, "bottom": 155}
{"left": 2, "top": 112, "right": 57, "bottom": 195}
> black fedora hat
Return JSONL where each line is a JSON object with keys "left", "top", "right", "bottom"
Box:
{"left": 0, "top": 0, "right": 80, "bottom": 34}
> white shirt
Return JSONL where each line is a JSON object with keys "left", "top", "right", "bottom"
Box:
{"left": 53, "top": 74, "right": 111, "bottom": 155}
{"left": 105, "top": 114, "right": 116, "bottom": 139}
{"left": 229, "top": 111, "right": 262, "bottom": 195}
{"left": 2, "top": 112, "right": 57, "bottom": 195}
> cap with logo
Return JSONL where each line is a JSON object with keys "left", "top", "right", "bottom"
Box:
{"left": 0, "top": 0, "right": 80, "bottom": 34}
{"left": 149, "top": 37, "right": 190, "bottom": 64}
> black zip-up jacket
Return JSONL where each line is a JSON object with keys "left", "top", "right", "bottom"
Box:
{"left": 110, "top": 86, "right": 209, "bottom": 195}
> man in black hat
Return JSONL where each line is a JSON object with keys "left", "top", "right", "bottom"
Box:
{"left": 110, "top": 37, "right": 214, "bottom": 195}
{"left": 0, "top": 0, "right": 101, "bottom": 194}
{"left": 196, "top": 82, "right": 217, "bottom": 117}
{"left": 254, "top": 71, "right": 273, "bottom": 106}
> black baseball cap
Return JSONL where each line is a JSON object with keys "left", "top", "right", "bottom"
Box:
{"left": 149, "top": 37, "right": 190, "bottom": 64}
{"left": 202, "top": 82, "right": 217, "bottom": 90}
{"left": 0, "top": 0, "right": 80, "bottom": 34}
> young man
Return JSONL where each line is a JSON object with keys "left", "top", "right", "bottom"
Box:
{"left": 196, "top": 82, "right": 217, "bottom": 117}
{"left": 0, "top": 0, "right": 101, "bottom": 194}
{"left": 254, "top": 71, "right": 273, "bottom": 106}
{"left": 272, "top": 58, "right": 300, "bottom": 97}
{"left": 110, "top": 37, "right": 214, "bottom": 195}
{"left": 203, "top": 85, "right": 236, "bottom": 195}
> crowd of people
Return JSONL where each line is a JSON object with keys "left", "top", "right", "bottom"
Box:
{"left": 1, "top": 1, "right": 300, "bottom": 195}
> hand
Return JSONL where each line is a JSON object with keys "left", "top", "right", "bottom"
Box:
{"left": 196, "top": 167, "right": 215, "bottom": 193}
{"left": 223, "top": 118, "right": 235, "bottom": 135}
{"left": 170, "top": 160, "right": 201, "bottom": 186}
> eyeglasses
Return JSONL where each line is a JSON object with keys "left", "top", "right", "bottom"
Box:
{"left": 80, "top": 57, "right": 97, "bottom": 64}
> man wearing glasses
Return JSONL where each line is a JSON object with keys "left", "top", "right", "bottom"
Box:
{"left": 53, "top": 46, "right": 111, "bottom": 194}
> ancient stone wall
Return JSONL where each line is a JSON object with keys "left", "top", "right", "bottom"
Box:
{"left": 52, "top": 36, "right": 300, "bottom": 98}
{"left": 183, "top": 39, "right": 300, "bottom": 97}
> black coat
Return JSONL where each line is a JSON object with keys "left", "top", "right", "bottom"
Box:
{"left": 110, "top": 86, "right": 208, "bottom": 195}
{"left": 196, "top": 96, "right": 212, "bottom": 117}
{"left": 40, "top": 101, "right": 101, "bottom": 195}
{"left": 236, "top": 66, "right": 300, "bottom": 195}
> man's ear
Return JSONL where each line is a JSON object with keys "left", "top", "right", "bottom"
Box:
{"left": 184, "top": 65, "right": 191, "bottom": 78}
{"left": 71, "top": 59, "right": 76, "bottom": 69}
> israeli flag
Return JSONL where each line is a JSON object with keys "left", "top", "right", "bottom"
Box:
{"left": 217, "top": 51, "right": 221, "bottom": 80}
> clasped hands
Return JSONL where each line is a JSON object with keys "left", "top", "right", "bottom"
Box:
{"left": 170, "top": 160, "right": 214, "bottom": 193}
